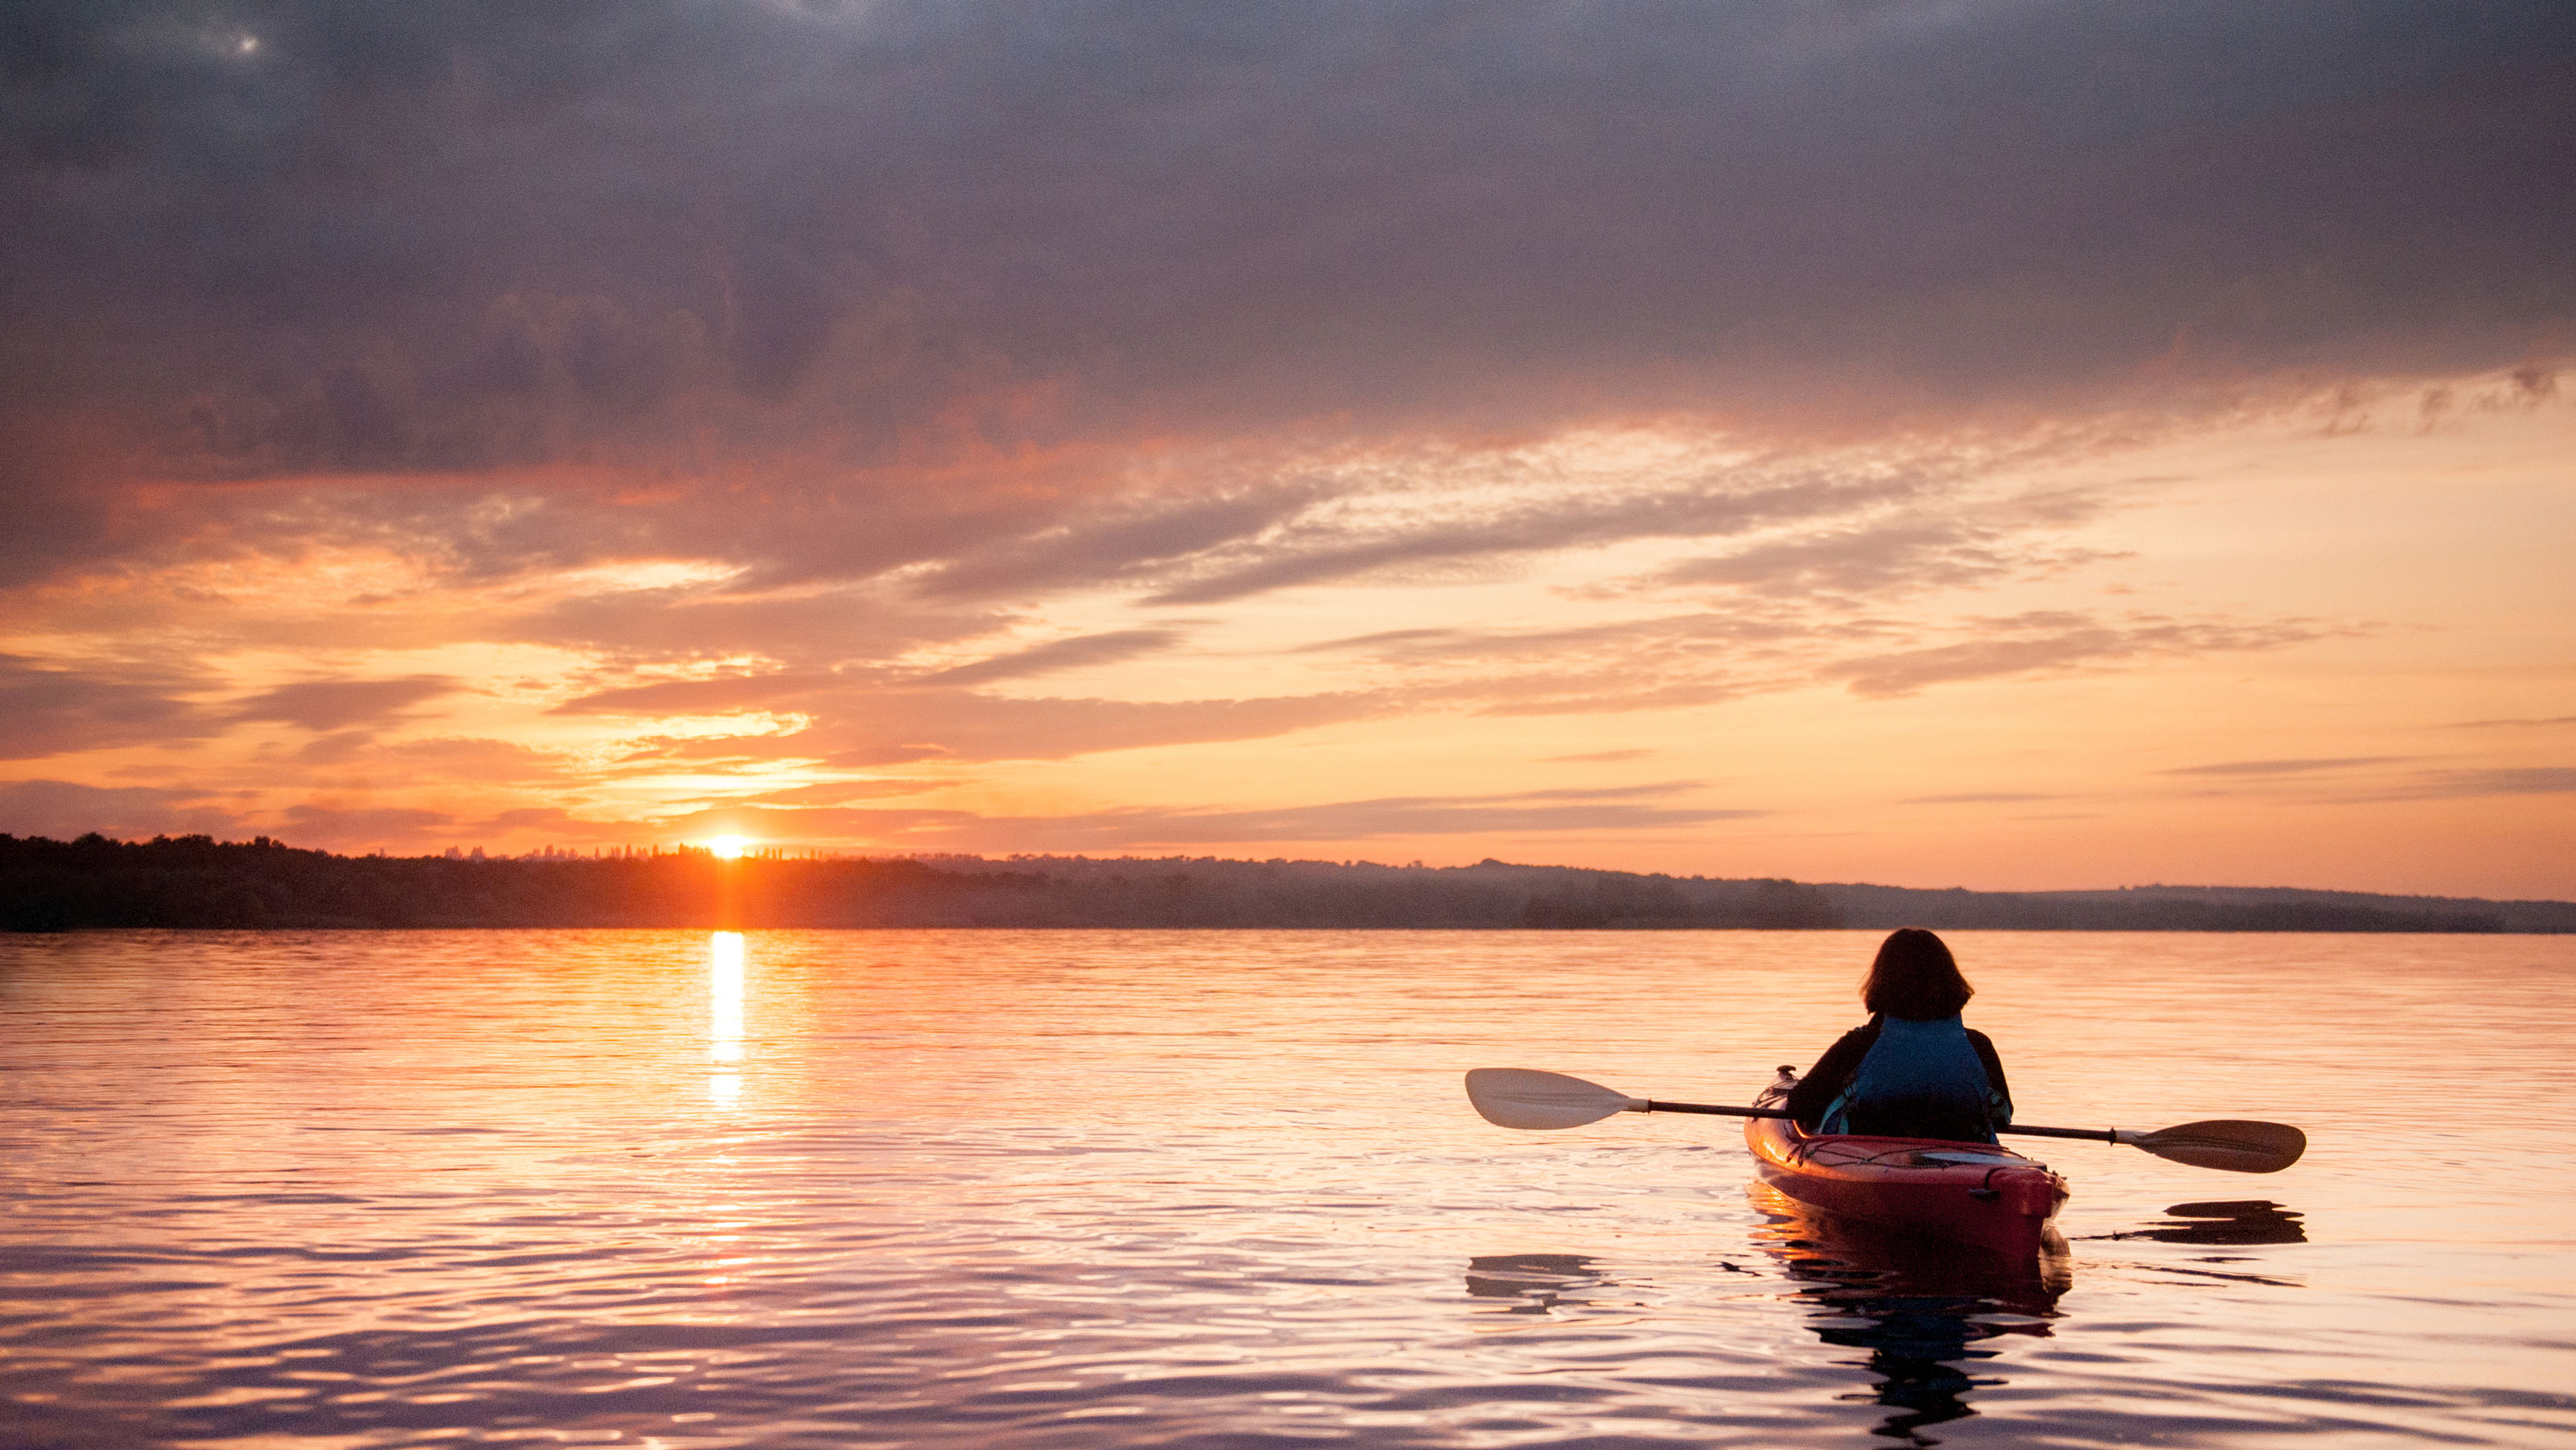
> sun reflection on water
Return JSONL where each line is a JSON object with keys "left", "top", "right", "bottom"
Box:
{"left": 709, "top": 931, "right": 745, "bottom": 1106}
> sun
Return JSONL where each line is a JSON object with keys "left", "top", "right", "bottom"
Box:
{"left": 704, "top": 835, "right": 750, "bottom": 860}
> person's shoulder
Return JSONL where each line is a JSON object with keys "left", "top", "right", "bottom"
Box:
{"left": 1965, "top": 1026, "right": 2000, "bottom": 1050}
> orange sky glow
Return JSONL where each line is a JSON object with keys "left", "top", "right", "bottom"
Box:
{"left": 2, "top": 6, "right": 2570, "bottom": 896}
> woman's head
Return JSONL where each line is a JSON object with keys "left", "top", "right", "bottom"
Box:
{"left": 1861, "top": 927, "right": 1973, "bottom": 1020}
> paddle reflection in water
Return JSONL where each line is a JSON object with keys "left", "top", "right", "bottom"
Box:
{"left": 1750, "top": 1184, "right": 2069, "bottom": 1447}
{"left": 2081, "top": 1199, "right": 2309, "bottom": 1246}
{"left": 1463, "top": 1253, "right": 1611, "bottom": 1315}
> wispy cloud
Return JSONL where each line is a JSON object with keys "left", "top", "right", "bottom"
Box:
{"left": 655, "top": 782, "right": 1761, "bottom": 853}
{"left": 920, "top": 630, "right": 1186, "bottom": 686}
{"left": 1651, "top": 490, "right": 2123, "bottom": 600}
{"left": 2160, "top": 757, "right": 2417, "bottom": 777}
{"left": 1145, "top": 469, "right": 1922, "bottom": 605}
{"left": 0, "top": 655, "right": 213, "bottom": 762}
{"left": 229, "top": 675, "right": 460, "bottom": 733}
{"left": 1825, "top": 614, "right": 2334, "bottom": 699}
{"left": 0, "top": 779, "right": 245, "bottom": 840}
{"left": 2346, "top": 766, "right": 2576, "bottom": 801}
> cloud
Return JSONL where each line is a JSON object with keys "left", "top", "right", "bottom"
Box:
{"left": 276, "top": 803, "right": 457, "bottom": 848}
{"left": 910, "top": 485, "right": 1331, "bottom": 601}
{"left": 2446, "top": 716, "right": 2576, "bottom": 729}
{"left": 2351, "top": 766, "right": 2576, "bottom": 801}
{"left": 627, "top": 781, "right": 1762, "bottom": 853}
{"left": 0, "top": 779, "right": 246, "bottom": 839}
{"left": 740, "top": 779, "right": 952, "bottom": 807}
{"left": 505, "top": 582, "right": 998, "bottom": 667}
{"left": 1901, "top": 792, "right": 2059, "bottom": 804}
{"left": 0, "top": 655, "right": 212, "bottom": 760}
{"left": 1143, "top": 468, "right": 1922, "bottom": 605}
{"left": 554, "top": 671, "right": 1392, "bottom": 762}
{"left": 3, "top": 1, "right": 2566, "bottom": 594}
{"left": 549, "top": 671, "right": 839, "bottom": 718}
{"left": 1824, "top": 613, "right": 2333, "bottom": 699}
{"left": 229, "top": 675, "right": 459, "bottom": 732}
{"left": 332, "top": 736, "right": 577, "bottom": 784}
{"left": 1650, "top": 490, "right": 2122, "bottom": 599}
{"left": 922, "top": 630, "right": 1186, "bottom": 686}
{"left": 2, "top": 2, "right": 2567, "bottom": 875}
{"left": 2160, "top": 757, "right": 2417, "bottom": 777}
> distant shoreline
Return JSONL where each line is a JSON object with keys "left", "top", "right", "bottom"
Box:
{"left": 6, "top": 833, "right": 2570, "bottom": 934}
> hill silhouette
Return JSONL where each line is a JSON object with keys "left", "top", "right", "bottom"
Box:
{"left": 5, "top": 833, "right": 2568, "bottom": 933}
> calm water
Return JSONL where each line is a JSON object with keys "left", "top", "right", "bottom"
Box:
{"left": 3, "top": 930, "right": 2572, "bottom": 1448}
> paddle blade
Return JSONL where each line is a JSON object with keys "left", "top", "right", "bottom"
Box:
{"left": 2126, "top": 1119, "right": 2307, "bottom": 1173}
{"left": 1465, "top": 1068, "right": 1646, "bottom": 1130}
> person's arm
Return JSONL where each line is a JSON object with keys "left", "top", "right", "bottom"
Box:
{"left": 1785, "top": 1019, "right": 1879, "bottom": 1129}
{"left": 1967, "top": 1027, "right": 2013, "bottom": 1127}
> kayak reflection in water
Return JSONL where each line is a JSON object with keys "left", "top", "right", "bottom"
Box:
{"left": 1785, "top": 928, "right": 2013, "bottom": 1145}
{"left": 1754, "top": 1192, "right": 2068, "bottom": 1448}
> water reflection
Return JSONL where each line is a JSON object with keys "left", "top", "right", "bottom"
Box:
{"left": 1752, "top": 1188, "right": 2066, "bottom": 1447}
{"left": 708, "top": 930, "right": 744, "bottom": 1106}
{"left": 1463, "top": 1253, "right": 1606, "bottom": 1314}
{"left": 2090, "top": 1200, "right": 2308, "bottom": 1246}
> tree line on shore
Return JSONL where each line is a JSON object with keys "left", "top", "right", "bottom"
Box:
{"left": 2, "top": 832, "right": 2563, "bottom": 933}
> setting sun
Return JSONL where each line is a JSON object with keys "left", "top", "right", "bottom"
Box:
{"left": 704, "top": 836, "right": 749, "bottom": 860}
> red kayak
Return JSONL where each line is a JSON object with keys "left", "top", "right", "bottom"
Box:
{"left": 1744, "top": 1070, "right": 2068, "bottom": 1257}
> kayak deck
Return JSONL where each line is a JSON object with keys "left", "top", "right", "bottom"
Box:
{"left": 1745, "top": 1073, "right": 2068, "bottom": 1256}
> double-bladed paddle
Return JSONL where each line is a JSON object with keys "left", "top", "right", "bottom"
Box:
{"left": 1465, "top": 1068, "right": 2306, "bottom": 1173}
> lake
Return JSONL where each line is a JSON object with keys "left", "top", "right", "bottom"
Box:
{"left": 3, "top": 929, "right": 2572, "bottom": 1448}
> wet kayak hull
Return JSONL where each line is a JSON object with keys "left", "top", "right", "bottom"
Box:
{"left": 1744, "top": 1080, "right": 2069, "bottom": 1256}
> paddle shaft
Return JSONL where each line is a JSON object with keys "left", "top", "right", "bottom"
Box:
{"left": 1636, "top": 1096, "right": 2120, "bottom": 1142}
{"left": 1640, "top": 1100, "right": 1790, "bottom": 1120}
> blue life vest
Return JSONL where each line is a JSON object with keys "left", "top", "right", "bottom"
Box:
{"left": 1821, "top": 1014, "right": 1999, "bottom": 1142}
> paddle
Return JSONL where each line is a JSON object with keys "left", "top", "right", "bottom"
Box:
{"left": 1465, "top": 1068, "right": 2306, "bottom": 1173}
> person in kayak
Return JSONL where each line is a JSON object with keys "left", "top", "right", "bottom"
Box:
{"left": 1784, "top": 927, "right": 2013, "bottom": 1143}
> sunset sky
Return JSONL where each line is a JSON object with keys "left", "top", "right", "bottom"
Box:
{"left": 3, "top": 2, "right": 2570, "bottom": 896}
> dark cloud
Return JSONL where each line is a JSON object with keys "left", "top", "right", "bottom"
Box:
{"left": 2, "top": 0, "right": 2566, "bottom": 589}
{"left": 229, "top": 675, "right": 459, "bottom": 732}
{"left": 2446, "top": 716, "right": 2576, "bottom": 729}
{"left": 0, "top": 655, "right": 212, "bottom": 760}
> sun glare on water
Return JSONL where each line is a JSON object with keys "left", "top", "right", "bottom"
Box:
{"left": 705, "top": 836, "right": 749, "bottom": 860}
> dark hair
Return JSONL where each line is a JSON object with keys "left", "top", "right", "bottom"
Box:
{"left": 1861, "top": 927, "right": 1974, "bottom": 1020}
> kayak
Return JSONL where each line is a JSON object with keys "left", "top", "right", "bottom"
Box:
{"left": 1744, "top": 1070, "right": 2069, "bottom": 1257}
